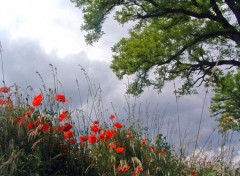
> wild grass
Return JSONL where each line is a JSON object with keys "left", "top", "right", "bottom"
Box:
{"left": 0, "top": 65, "right": 239, "bottom": 176}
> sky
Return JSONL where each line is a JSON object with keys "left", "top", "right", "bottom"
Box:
{"left": 0, "top": 0, "right": 239, "bottom": 164}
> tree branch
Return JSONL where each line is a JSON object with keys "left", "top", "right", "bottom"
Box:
{"left": 146, "top": 0, "right": 159, "bottom": 7}
{"left": 135, "top": 5, "right": 240, "bottom": 44}
{"left": 225, "top": 0, "right": 240, "bottom": 25}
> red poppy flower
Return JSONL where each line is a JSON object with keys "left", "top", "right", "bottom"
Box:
{"left": 141, "top": 139, "right": 147, "bottom": 145}
{"left": 93, "top": 120, "right": 99, "bottom": 124}
{"left": 122, "top": 165, "right": 130, "bottom": 172}
{"left": 64, "top": 129, "right": 74, "bottom": 139}
{"left": 160, "top": 149, "right": 166, "bottom": 155}
{"left": 58, "top": 111, "right": 69, "bottom": 121}
{"left": 7, "top": 97, "right": 13, "bottom": 109}
{"left": 60, "top": 144, "right": 68, "bottom": 152}
{"left": 134, "top": 166, "right": 143, "bottom": 172}
{"left": 55, "top": 94, "right": 66, "bottom": 102}
{"left": 148, "top": 146, "right": 153, "bottom": 151}
{"left": 99, "top": 132, "right": 106, "bottom": 141}
{"left": 114, "top": 122, "right": 123, "bottom": 129}
{"left": 80, "top": 141, "right": 85, "bottom": 147}
{"left": 131, "top": 173, "right": 140, "bottom": 176}
{"left": 62, "top": 122, "right": 73, "bottom": 132}
{"left": 126, "top": 131, "right": 132, "bottom": 136}
{"left": 110, "top": 114, "right": 115, "bottom": 120}
{"left": 191, "top": 170, "right": 197, "bottom": 175}
{"left": 0, "top": 99, "right": 5, "bottom": 105}
{"left": 42, "top": 122, "right": 50, "bottom": 132}
{"left": 32, "top": 93, "right": 43, "bottom": 107}
{"left": 17, "top": 117, "right": 24, "bottom": 125}
{"left": 6, "top": 97, "right": 11, "bottom": 103}
{"left": 117, "top": 166, "right": 123, "bottom": 172}
{"left": 118, "top": 165, "right": 130, "bottom": 172}
{"left": 69, "top": 139, "right": 76, "bottom": 144}
{"left": 116, "top": 147, "right": 124, "bottom": 153}
{"left": 34, "top": 117, "right": 42, "bottom": 126}
{"left": 105, "top": 130, "right": 115, "bottom": 139}
{"left": 88, "top": 134, "right": 97, "bottom": 144}
{"left": 24, "top": 111, "right": 32, "bottom": 118}
{"left": 108, "top": 142, "right": 115, "bottom": 149}
{"left": 29, "top": 105, "right": 35, "bottom": 112}
{"left": 79, "top": 136, "right": 88, "bottom": 142}
{"left": 27, "top": 122, "right": 34, "bottom": 130}
{"left": 0, "top": 86, "right": 9, "bottom": 93}
{"left": 116, "top": 141, "right": 122, "bottom": 147}
{"left": 90, "top": 125, "right": 101, "bottom": 133}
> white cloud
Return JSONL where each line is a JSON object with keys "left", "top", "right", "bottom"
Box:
{"left": 0, "top": 0, "right": 131, "bottom": 61}
{"left": 0, "top": 0, "right": 95, "bottom": 59}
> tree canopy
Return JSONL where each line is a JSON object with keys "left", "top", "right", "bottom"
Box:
{"left": 70, "top": 0, "right": 240, "bottom": 95}
{"left": 210, "top": 69, "right": 240, "bottom": 132}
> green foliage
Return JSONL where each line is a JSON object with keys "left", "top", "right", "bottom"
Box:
{"left": 70, "top": 0, "right": 240, "bottom": 95}
{"left": 211, "top": 69, "right": 240, "bottom": 132}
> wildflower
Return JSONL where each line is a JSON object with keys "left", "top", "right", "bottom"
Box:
{"left": 79, "top": 136, "right": 88, "bottom": 142}
{"left": 7, "top": 97, "right": 13, "bottom": 109}
{"left": 32, "top": 93, "right": 43, "bottom": 107}
{"left": 114, "top": 122, "right": 123, "bottom": 129}
{"left": 27, "top": 122, "right": 34, "bottom": 130}
{"left": 108, "top": 142, "right": 116, "bottom": 149}
{"left": 34, "top": 117, "right": 42, "bottom": 126}
{"left": 99, "top": 132, "right": 106, "bottom": 141}
{"left": 28, "top": 105, "right": 35, "bottom": 112}
{"left": 116, "top": 147, "right": 124, "bottom": 153}
{"left": 17, "top": 117, "right": 24, "bottom": 125}
{"left": 116, "top": 141, "right": 122, "bottom": 147}
{"left": 55, "top": 94, "right": 66, "bottom": 102}
{"left": 62, "top": 122, "right": 73, "bottom": 132}
{"left": 131, "top": 173, "right": 140, "bottom": 176}
{"left": 105, "top": 130, "right": 115, "bottom": 139}
{"left": 0, "top": 99, "right": 4, "bottom": 105}
{"left": 58, "top": 111, "right": 69, "bottom": 121}
{"left": 57, "top": 125, "right": 64, "bottom": 131}
{"left": 64, "top": 129, "right": 74, "bottom": 139}
{"left": 60, "top": 144, "right": 68, "bottom": 152}
{"left": 141, "top": 139, "right": 147, "bottom": 145}
{"left": 148, "top": 146, "right": 153, "bottom": 151}
{"left": 160, "top": 149, "right": 166, "bottom": 155}
{"left": 90, "top": 125, "right": 101, "bottom": 133}
{"left": 134, "top": 166, "right": 143, "bottom": 172}
{"left": 24, "top": 111, "right": 32, "bottom": 118}
{"left": 42, "top": 122, "right": 50, "bottom": 132}
{"left": 80, "top": 141, "right": 85, "bottom": 147}
{"left": 122, "top": 165, "right": 130, "bottom": 172}
{"left": 118, "top": 165, "right": 130, "bottom": 172}
{"left": 88, "top": 134, "right": 97, "bottom": 144}
{"left": 126, "top": 131, "right": 134, "bottom": 139}
{"left": 126, "top": 131, "right": 132, "bottom": 136}
{"left": 191, "top": 170, "right": 197, "bottom": 175}
{"left": 0, "top": 86, "right": 9, "bottom": 93}
{"left": 110, "top": 114, "right": 115, "bottom": 120}
{"left": 69, "top": 139, "right": 76, "bottom": 144}
{"left": 93, "top": 120, "right": 99, "bottom": 124}
{"left": 117, "top": 166, "right": 123, "bottom": 172}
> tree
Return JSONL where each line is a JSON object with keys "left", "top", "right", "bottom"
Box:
{"left": 70, "top": 0, "right": 240, "bottom": 95}
{"left": 210, "top": 69, "right": 240, "bottom": 132}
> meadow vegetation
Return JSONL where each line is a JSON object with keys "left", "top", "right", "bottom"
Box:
{"left": 0, "top": 68, "right": 239, "bottom": 176}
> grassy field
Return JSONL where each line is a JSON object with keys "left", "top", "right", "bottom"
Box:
{"left": 0, "top": 70, "right": 239, "bottom": 176}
